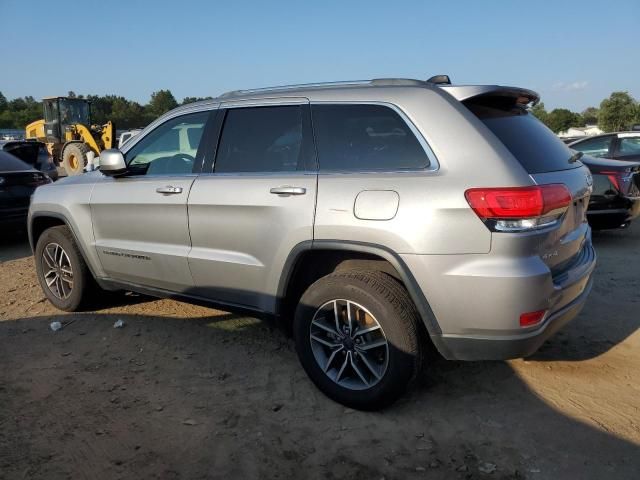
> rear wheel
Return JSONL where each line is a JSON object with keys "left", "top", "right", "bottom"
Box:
{"left": 294, "top": 270, "right": 423, "bottom": 410}
{"left": 35, "top": 226, "right": 95, "bottom": 311}
{"left": 61, "top": 143, "right": 90, "bottom": 176}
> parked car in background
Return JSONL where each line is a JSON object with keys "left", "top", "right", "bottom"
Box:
{"left": 579, "top": 153, "right": 640, "bottom": 229}
{"left": 1, "top": 140, "right": 59, "bottom": 181}
{"left": 0, "top": 150, "right": 51, "bottom": 229}
{"left": 569, "top": 132, "right": 640, "bottom": 162}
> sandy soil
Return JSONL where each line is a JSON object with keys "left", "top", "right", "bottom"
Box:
{"left": 0, "top": 225, "right": 639, "bottom": 479}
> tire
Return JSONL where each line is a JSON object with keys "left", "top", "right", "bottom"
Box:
{"left": 294, "top": 270, "right": 423, "bottom": 410}
{"left": 61, "top": 143, "right": 90, "bottom": 176}
{"left": 34, "top": 225, "right": 94, "bottom": 311}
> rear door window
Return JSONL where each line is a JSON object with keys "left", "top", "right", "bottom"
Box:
{"left": 467, "top": 101, "right": 580, "bottom": 173}
{"left": 570, "top": 136, "right": 614, "bottom": 158}
{"left": 214, "top": 105, "right": 313, "bottom": 173}
{"left": 311, "top": 104, "right": 430, "bottom": 171}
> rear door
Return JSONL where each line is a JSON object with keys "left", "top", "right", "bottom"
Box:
{"left": 187, "top": 99, "right": 317, "bottom": 312}
{"left": 90, "top": 109, "right": 214, "bottom": 292}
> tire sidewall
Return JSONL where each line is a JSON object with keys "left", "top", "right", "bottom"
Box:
{"left": 294, "top": 274, "right": 417, "bottom": 410}
{"left": 35, "top": 227, "right": 86, "bottom": 311}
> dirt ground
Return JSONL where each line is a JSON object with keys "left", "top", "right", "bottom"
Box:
{"left": 0, "top": 225, "right": 639, "bottom": 480}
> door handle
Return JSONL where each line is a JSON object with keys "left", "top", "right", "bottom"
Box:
{"left": 156, "top": 186, "right": 183, "bottom": 195}
{"left": 270, "top": 186, "right": 306, "bottom": 196}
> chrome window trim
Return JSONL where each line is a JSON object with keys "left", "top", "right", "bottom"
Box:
{"left": 220, "top": 97, "right": 310, "bottom": 109}
{"left": 310, "top": 100, "right": 440, "bottom": 173}
{"left": 198, "top": 171, "right": 317, "bottom": 178}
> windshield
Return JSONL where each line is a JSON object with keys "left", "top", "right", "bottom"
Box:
{"left": 0, "top": 151, "right": 32, "bottom": 171}
{"left": 59, "top": 99, "right": 91, "bottom": 125}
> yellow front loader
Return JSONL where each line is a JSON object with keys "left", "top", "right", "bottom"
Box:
{"left": 25, "top": 97, "right": 115, "bottom": 176}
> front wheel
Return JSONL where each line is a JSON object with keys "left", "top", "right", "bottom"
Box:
{"left": 294, "top": 270, "right": 423, "bottom": 410}
{"left": 35, "top": 225, "right": 94, "bottom": 311}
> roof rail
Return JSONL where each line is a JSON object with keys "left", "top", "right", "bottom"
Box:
{"left": 218, "top": 78, "right": 429, "bottom": 98}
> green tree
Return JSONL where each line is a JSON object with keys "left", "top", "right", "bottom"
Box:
{"left": 598, "top": 92, "right": 637, "bottom": 132}
{"left": 545, "top": 108, "right": 583, "bottom": 133}
{"left": 530, "top": 102, "right": 548, "bottom": 125}
{"left": 0, "top": 91, "right": 7, "bottom": 113}
{"left": 148, "top": 89, "right": 178, "bottom": 117}
{"left": 182, "top": 96, "right": 214, "bottom": 105}
{"left": 581, "top": 107, "right": 599, "bottom": 125}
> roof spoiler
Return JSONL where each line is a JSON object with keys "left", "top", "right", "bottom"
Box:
{"left": 439, "top": 84, "right": 540, "bottom": 107}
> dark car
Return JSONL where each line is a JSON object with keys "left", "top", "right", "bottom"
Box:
{"left": 569, "top": 132, "right": 640, "bottom": 162}
{"left": 0, "top": 140, "right": 59, "bottom": 181}
{"left": 579, "top": 154, "right": 640, "bottom": 229}
{"left": 0, "top": 150, "right": 52, "bottom": 229}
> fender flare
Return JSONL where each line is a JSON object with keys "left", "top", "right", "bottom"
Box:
{"left": 276, "top": 240, "right": 443, "bottom": 337}
{"left": 29, "top": 211, "right": 100, "bottom": 280}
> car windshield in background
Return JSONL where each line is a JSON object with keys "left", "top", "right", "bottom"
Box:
{"left": 0, "top": 151, "right": 32, "bottom": 171}
{"left": 467, "top": 102, "right": 579, "bottom": 174}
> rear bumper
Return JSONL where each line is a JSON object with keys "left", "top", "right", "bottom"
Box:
{"left": 402, "top": 240, "right": 597, "bottom": 361}
{"left": 432, "top": 275, "right": 593, "bottom": 360}
{"left": 587, "top": 196, "right": 640, "bottom": 226}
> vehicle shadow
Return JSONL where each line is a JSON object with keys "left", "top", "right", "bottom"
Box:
{"left": 0, "top": 311, "right": 637, "bottom": 480}
{"left": 0, "top": 227, "right": 31, "bottom": 262}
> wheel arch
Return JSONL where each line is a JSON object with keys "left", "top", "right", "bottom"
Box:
{"left": 29, "top": 212, "right": 99, "bottom": 280}
{"left": 276, "top": 240, "right": 442, "bottom": 337}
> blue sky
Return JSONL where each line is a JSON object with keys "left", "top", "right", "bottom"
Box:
{"left": 1, "top": 0, "right": 638, "bottom": 111}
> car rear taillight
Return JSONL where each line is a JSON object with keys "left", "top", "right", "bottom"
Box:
{"left": 599, "top": 170, "right": 633, "bottom": 194}
{"left": 465, "top": 184, "right": 571, "bottom": 232}
{"left": 27, "top": 173, "right": 52, "bottom": 186}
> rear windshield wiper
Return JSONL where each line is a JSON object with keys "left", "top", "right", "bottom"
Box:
{"left": 568, "top": 151, "right": 584, "bottom": 164}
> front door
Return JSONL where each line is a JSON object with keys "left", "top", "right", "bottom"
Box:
{"left": 90, "top": 110, "right": 214, "bottom": 292}
{"left": 187, "top": 100, "right": 317, "bottom": 312}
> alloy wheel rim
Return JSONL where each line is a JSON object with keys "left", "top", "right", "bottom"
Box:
{"left": 309, "top": 299, "right": 389, "bottom": 390}
{"left": 42, "top": 242, "right": 74, "bottom": 299}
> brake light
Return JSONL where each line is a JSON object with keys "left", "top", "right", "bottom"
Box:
{"left": 520, "top": 310, "right": 547, "bottom": 328}
{"left": 465, "top": 184, "right": 571, "bottom": 232}
{"left": 599, "top": 170, "right": 632, "bottom": 194}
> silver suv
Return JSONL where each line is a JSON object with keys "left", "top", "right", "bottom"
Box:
{"left": 29, "top": 77, "right": 596, "bottom": 409}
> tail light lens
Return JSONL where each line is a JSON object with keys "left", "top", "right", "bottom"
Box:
{"left": 465, "top": 184, "right": 571, "bottom": 232}
{"left": 27, "top": 173, "right": 52, "bottom": 186}
{"left": 599, "top": 170, "right": 633, "bottom": 194}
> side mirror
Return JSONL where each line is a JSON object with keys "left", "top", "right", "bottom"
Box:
{"left": 99, "top": 149, "right": 127, "bottom": 176}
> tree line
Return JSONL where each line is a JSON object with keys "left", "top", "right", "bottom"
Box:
{"left": 0, "top": 90, "right": 213, "bottom": 130}
{"left": 529, "top": 91, "right": 639, "bottom": 133}
{"left": 1, "top": 88, "right": 639, "bottom": 134}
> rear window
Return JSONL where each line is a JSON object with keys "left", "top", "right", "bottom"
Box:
{"left": 0, "top": 151, "right": 32, "bottom": 171}
{"left": 2, "top": 142, "right": 40, "bottom": 165}
{"left": 467, "top": 101, "right": 578, "bottom": 174}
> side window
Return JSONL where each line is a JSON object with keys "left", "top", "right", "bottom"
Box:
{"left": 214, "top": 105, "right": 312, "bottom": 173}
{"left": 312, "top": 104, "right": 430, "bottom": 171}
{"left": 125, "top": 111, "right": 210, "bottom": 175}
{"left": 618, "top": 136, "right": 640, "bottom": 157}
{"left": 571, "top": 136, "right": 613, "bottom": 158}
